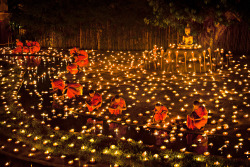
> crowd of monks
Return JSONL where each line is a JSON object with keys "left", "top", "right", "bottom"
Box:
{"left": 51, "top": 76, "right": 208, "bottom": 130}
{"left": 13, "top": 39, "right": 40, "bottom": 54}
{"left": 51, "top": 77, "right": 127, "bottom": 116}
{"left": 50, "top": 47, "right": 208, "bottom": 131}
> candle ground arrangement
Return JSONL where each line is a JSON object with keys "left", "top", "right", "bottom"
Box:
{"left": 0, "top": 47, "right": 249, "bottom": 167}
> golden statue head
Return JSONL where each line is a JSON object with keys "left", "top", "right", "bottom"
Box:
{"left": 185, "top": 24, "right": 191, "bottom": 36}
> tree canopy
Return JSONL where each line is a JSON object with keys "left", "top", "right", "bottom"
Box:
{"left": 145, "top": 0, "right": 250, "bottom": 34}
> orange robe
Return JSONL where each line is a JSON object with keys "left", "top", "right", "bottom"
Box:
{"left": 187, "top": 106, "right": 208, "bottom": 130}
{"left": 26, "top": 42, "right": 32, "bottom": 47}
{"left": 153, "top": 106, "right": 168, "bottom": 122}
{"left": 66, "top": 83, "right": 83, "bottom": 99}
{"left": 70, "top": 47, "right": 79, "bottom": 56}
{"left": 13, "top": 41, "right": 23, "bottom": 54}
{"left": 86, "top": 93, "right": 102, "bottom": 112}
{"left": 51, "top": 79, "right": 65, "bottom": 91}
{"left": 23, "top": 46, "right": 30, "bottom": 53}
{"left": 67, "top": 64, "right": 78, "bottom": 74}
{"left": 109, "top": 97, "right": 126, "bottom": 115}
{"left": 31, "top": 41, "right": 40, "bottom": 53}
{"left": 75, "top": 50, "right": 88, "bottom": 67}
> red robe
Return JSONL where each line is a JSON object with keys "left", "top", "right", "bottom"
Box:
{"left": 187, "top": 106, "right": 208, "bottom": 130}
{"left": 31, "top": 41, "right": 40, "bottom": 53}
{"left": 13, "top": 41, "right": 23, "bottom": 54}
{"left": 51, "top": 79, "right": 65, "bottom": 91}
{"left": 66, "top": 83, "right": 83, "bottom": 99}
{"left": 26, "top": 41, "right": 32, "bottom": 47}
{"left": 153, "top": 106, "right": 168, "bottom": 122}
{"left": 23, "top": 46, "right": 30, "bottom": 53}
{"left": 86, "top": 93, "right": 102, "bottom": 112}
{"left": 67, "top": 64, "right": 78, "bottom": 74}
{"left": 75, "top": 50, "right": 88, "bottom": 67}
{"left": 70, "top": 47, "right": 79, "bottom": 56}
{"left": 109, "top": 97, "right": 126, "bottom": 115}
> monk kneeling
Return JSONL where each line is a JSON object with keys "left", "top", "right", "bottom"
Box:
{"left": 86, "top": 90, "right": 102, "bottom": 112}
{"left": 187, "top": 101, "right": 208, "bottom": 130}
{"left": 109, "top": 95, "right": 126, "bottom": 116}
{"left": 67, "top": 63, "right": 78, "bottom": 74}
{"left": 63, "top": 81, "right": 83, "bottom": 99}
{"left": 50, "top": 78, "right": 65, "bottom": 95}
{"left": 153, "top": 103, "right": 169, "bottom": 123}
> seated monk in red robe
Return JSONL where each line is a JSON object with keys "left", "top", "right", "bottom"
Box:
{"left": 31, "top": 41, "right": 40, "bottom": 53}
{"left": 85, "top": 90, "right": 102, "bottom": 112}
{"left": 153, "top": 103, "right": 169, "bottom": 123}
{"left": 63, "top": 82, "right": 83, "bottom": 99}
{"left": 109, "top": 95, "right": 126, "bottom": 115}
{"left": 13, "top": 39, "right": 23, "bottom": 54}
{"left": 70, "top": 47, "right": 79, "bottom": 56}
{"left": 187, "top": 101, "right": 208, "bottom": 130}
{"left": 75, "top": 50, "right": 89, "bottom": 67}
{"left": 67, "top": 63, "right": 78, "bottom": 74}
{"left": 23, "top": 40, "right": 31, "bottom": 53}
{"left": 26, "top": 40, "right": 32, "bottom": 47}
{"left": 51, "top": 78, "right": 65, "bottom": 93}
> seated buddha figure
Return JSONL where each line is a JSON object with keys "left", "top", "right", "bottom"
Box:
{"left": 183, "top": 25, "right": 193, "bottom": 45}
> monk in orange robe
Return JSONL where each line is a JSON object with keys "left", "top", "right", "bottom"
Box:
{"left": 23, "top": 40, "right": 31, "bottom": 53}
{"left": 70, "top": 47, "right": 79, "bottom": 56}
{"left": 86, "top": 90, "right": 102, "bottom": 112}
{"left": 51, "top": 78, "right": 65, "bottom": 93}
{"left": 26, "top": 40, "right": 32, "bottom": 47}
{"left": 109, "top": 95, "right": 126, "bottom": 115}
{"left": 75, "top": 50, "right": 89, "bottom": 68}
{"left": 187, "top": 101, "right": 208, "bottom": 130}
{"left": 13, "top": 39, "right": 23, "bottom": 54}
{"left": 63, "top": 82, "right": 83, "bottom": 99}
{"left": 67, "top": 63, "right": 78, "bottom": 74}
{"left": 31, "top": 41, "right": 40, "bottom": 53}
{"left": 153, "top": 103, "right": 168, "bottom": 123}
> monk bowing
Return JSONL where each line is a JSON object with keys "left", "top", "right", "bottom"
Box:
{"left": 32, "top": 41, "right": 40, "bottom": 53}
{"left": 66, "top": 63, "right": 78, "bottom": 74}
{"left": 75, "top": 50, "right": 89, "bottom": 68}
{"left": 63, "top": 81, "right": 83, "bottom": 99}
{"left": 153, "top": 103, "right": 169, "bottom": 123}
{"left": 13, "top": 39, "right": 23, "bottom": 54}
{"left": 86, "top": 90, "right": 102, "bottom": 112}
{"left": 50, "top": 78, "right": 65, "bottom": 94}
{"left": 109, "top": 95, "right": 126, "bottom": 116}
{"left": 187, "top": 101, "right": 208, "bottom": 130}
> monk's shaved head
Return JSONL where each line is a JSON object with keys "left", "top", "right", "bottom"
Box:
{"left": 193, "top": 101, "right": 200, "bottom": 106}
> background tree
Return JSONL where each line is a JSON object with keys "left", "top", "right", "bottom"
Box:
{"left": 145, "top": 0, "right": 250, "bottom": 49}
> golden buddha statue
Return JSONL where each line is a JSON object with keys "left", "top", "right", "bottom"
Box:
{"left": 178, "top": 24, "right": 194, "bottom": 49}
{"left": 183, "top": 25, "right": 193, "bottom": 45}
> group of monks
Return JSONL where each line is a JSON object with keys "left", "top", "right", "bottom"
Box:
{"left": 51, "top": 47, "right": 208, "bottom": 131}
{"left": 51, "top": 78, "right": 208, "bottom": 131}
{"left": 152, "top": 101, "right": 208, "bottom": 130}
{"left": 66, "top": 47, "right": 89, "bottom": 74}
{"left": 51, "top": 78, "right": 127, "bottom": 116}
{"left": 13, "top": 39, "right": 40, "bottom": 54}
{"left": 51, "top": 78, "right": 83, "bottom": 99}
